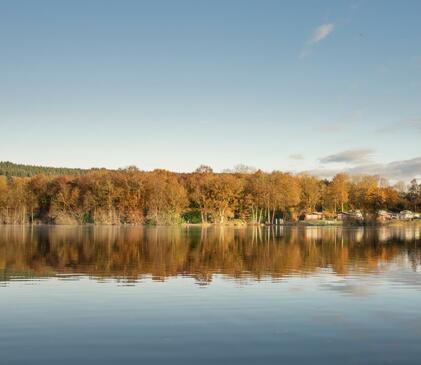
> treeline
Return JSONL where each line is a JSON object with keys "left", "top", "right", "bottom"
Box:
{"left": 0, "top": 161, "right": 92, "bottom": 177}
{"left": 0, "top": 164, "right": 420, "bottom": 225}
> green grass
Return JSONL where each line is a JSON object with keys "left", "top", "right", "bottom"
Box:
{"left": 300, "top": 220, "right": 343, "bottom": 226}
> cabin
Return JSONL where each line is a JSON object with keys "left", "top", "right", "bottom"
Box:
{"left": 338, "top": 210, "right": 363, "bottom": 222}
{"left": 377, "top": 210, "right": 395, "bottom": 222}
{"left": 304, "top": 212, "right": 324, "bottom": 221}
{"left": 399, "top": 210, "right": 415, "bottom": 220}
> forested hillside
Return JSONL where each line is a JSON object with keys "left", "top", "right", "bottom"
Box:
{"left": 0, "top": 161, "right": 91, "bottom": 177}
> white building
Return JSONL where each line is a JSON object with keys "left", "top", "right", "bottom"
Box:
{"left": 399, "top": 210, "right": 415, "bottom": 220}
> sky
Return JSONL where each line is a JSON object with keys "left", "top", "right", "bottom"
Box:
{"left": 0, "top": 0, "right": 420, "bottom": 181}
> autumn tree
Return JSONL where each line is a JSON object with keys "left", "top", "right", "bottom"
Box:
{"left": 187, "top": 166, "right": 214, "bottom": 223}
{"left": 113, "top": 167, "right": 146, "bottom": 224}
{"left": 0, "top": 176, "right": 8, "bottom": 223}
{"left": 4, "top": 177, "right": 29, "bottom": 224}
{"left": 349, "top": 176, "right": 384, "bottom": 214}
{"left": 244, "top": 171, "right": 267, "bottom": 223}
{"left": 26, "top": 174, "right": 50, "bottom": 223}
{"left": 330, "top": 173, "right": 349, "bottom": 212}
{"left": 48, "top": 176, "right": 85, "bottom": 224}
{"left": 407, "top": 179, "right": 420, "bottom": 212}
{"left": 381, "top": 186, "right": 401, "bottom": 211}
{"left": 145, "top": 170, "right": 188, "bottom": 224}
{"left": 299, "top": 175, "right": 321, "bottom": 213}
{"left": 270, "top": 172, "right": 300, "bottom": 222}
{"left": 207, "top": 174, "right": 243, "bottom": 224}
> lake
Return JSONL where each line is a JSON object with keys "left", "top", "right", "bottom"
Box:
{"left": 1, "top": 225, "right": 421, "bottom": 364}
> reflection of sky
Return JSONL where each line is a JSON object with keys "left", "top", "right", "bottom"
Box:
{"left": 1, "top": 274, "right": 421, "bottom": 364}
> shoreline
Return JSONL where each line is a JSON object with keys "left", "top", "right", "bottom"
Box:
{"left": 1, "top": 220, "right": 420, "bottom": 228}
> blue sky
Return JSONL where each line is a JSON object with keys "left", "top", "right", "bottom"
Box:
{"left": 0, "top": 0, "right": 420, "bottom": 180}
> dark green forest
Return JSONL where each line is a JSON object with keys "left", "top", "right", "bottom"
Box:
{"left": 0, "top": 161, "right": 92, "bottom": 177}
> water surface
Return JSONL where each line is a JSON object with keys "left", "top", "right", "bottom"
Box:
{"left": 1, "top": 225, "right": 421, "bottom": 364}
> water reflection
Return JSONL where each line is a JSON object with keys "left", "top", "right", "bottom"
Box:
{"left": 0, "top": 225, "right": 420, "bottom": 284}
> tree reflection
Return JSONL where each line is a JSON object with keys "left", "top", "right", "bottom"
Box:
{"left": 0, "top": 226, "right": 420, "bottom": 283}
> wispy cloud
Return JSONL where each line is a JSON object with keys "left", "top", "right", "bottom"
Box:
{"left": 289, "top": 154, "right": 304, "bottom": 160}
{"left": 300, "top": 23, "right": 335, "bottom": 58}
{"left": 309, "top": 23, "right": 335, "bottom": 44}
{"left": 377, "top": 117, "right": 421, "bottom": 133}
{"left": 317, "top": 122, "right": 345, "bottom": 133}
{"left": 406, "top": 117, "right": 421, "bottom": 130}
{"left": 320, "top": 149, "right": 374, "bottom": 164}
{"left": 316, "top": 111, "right": 361, "bottom": 134}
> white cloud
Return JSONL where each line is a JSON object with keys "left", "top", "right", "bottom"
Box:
{"left": 300, "top": 23, "right": 335, "bottom": 58}
{"left": 309, "top": 23, "right": 335, "bottom": 44}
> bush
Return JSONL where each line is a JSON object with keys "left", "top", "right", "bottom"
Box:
{"left": 181, "top": 209, "right": 202, "bottom": 224}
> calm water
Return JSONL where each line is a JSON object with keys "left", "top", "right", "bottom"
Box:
{"left": 1, "top": 225, "right": 421, "bottom": 365}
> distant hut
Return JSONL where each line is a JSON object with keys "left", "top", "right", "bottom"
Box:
{"left": 338, "top": 210, "right": 363, "bottom": 223}
{"left": 303, "top": 212, "right": 324, "bottom": 221}
{"left": 377, "top": 210, "right": 394, "bottom": 222}
{"left": 399, "top": 210, "right": 414, "bottom": 220}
